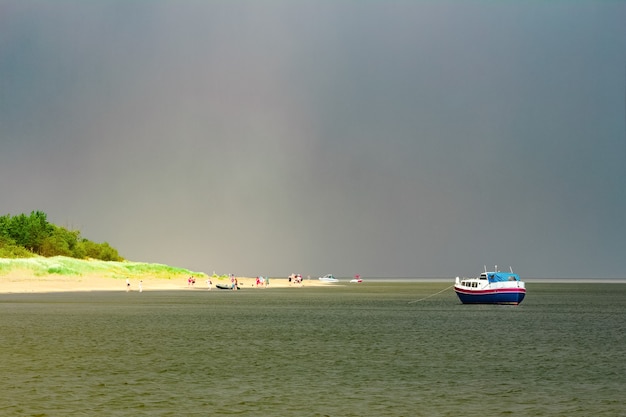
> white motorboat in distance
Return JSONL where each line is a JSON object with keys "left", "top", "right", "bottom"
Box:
{"left": 319, "top": 274, "right": 339, "bottom": 283}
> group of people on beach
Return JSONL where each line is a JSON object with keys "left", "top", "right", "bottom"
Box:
{"left": 204, "top": 274, "right": 238, "bottom": 290}
{"left": 124, "top": 274, "right": 274, "bottom": 293}
{"left": 230, "top": 274, "right": 238, "bottom": 290}
{"left": 288, "top": 273, "right": 303, "bottom": 285}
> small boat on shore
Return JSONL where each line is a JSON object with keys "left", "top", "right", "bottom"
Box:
{"left": 215, "top": 283, "right": 241, "bottom": 290}
{"left": 350, "top": 274, "right": 362, "bottom": 283}
{"left": 454, "top": 267, "right": 525, "bottom": 305}
{"left": 319, "top": 274, "right": 339, "bottom": 283}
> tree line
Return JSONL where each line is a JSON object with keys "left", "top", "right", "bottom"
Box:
{"left": 0, "top": 211, "right": 123, "bottom": 261}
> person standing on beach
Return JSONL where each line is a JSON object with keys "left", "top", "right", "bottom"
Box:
{"left": 126, "top": 278, "right": 130, "bottom": 292}
{"left": 206, "top": 278, "right": 212, "bottom": 291}
{"left": 139, "top": 280, "right": 143, "bottom": 292}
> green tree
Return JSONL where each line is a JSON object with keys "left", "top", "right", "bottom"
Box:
{"left": 0, "top": 214, "right": 11, "bottom": 239}
{"left": 28, "top": 211, "right": 54, "bottom": 254}
{"left": 1, "top": 211, "right": 52, "bottom": 254}
{"left": 97, "top": 242, "right": 122, "bottom": 261}
{"left": 0, "top": 211, "right": 124, "bottom": 261}
{"left": 0, "top": 234, "right": 34, "bottom": 258}
{"left": 39, "top": 226, "right": 79, "bottom": 257}
{"left": 81, "top": 239, "right": 101, "bottom": 259}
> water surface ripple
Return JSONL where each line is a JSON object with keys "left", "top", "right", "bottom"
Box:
{"left": 1, "top": 283, "right": 624, "bottom": 416}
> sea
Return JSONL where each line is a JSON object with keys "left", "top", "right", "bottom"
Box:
{"left": 1, "top": 281, "right": 624, "bottom": 416}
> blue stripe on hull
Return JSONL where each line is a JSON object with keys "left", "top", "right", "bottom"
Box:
{"left": 455, "top": 290, "right": 525, "bottom": 305}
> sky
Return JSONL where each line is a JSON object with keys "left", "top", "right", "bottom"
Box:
{"left": 1, "top": 1, "right": 625, "bottom": 279}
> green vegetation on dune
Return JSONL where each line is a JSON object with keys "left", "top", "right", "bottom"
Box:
{"left": 0, "top": 211, "right": 122, "bottom": 261}
{"left": 0, "top": 211, "right": 206, "bottom": 280}
{"left": 0, "top": 256, "right": 207, "bottom": 280}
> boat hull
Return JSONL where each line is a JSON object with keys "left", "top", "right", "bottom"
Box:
{"left": 216, "top": 283, "right": 241, "bottom": 290}
{"left": 454, "top": 286, "right": 526, "bottom": 305}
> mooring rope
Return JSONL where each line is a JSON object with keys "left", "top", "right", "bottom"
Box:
{"left": 408, "top": 284, "right": 454, "bottom": 304}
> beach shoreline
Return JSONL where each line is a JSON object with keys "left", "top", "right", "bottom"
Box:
{"left": 0, "top": 270, "right": 330, "bottom": 294}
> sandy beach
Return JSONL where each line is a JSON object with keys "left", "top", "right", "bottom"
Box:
{"left": 0, "top": 270, "right": 330, "bottom": 294}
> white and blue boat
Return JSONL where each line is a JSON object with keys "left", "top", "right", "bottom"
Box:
{"left": 318, "top": 274, "right": 339, "bottom": 283}
{"left": 454, "top": 267, "right": 526, "bottom": 305}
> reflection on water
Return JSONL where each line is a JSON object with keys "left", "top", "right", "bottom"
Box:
{"left": 1, "top": 283, "right": 625, "bottom": 416}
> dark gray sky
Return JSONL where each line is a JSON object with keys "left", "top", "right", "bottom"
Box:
{"left": 1, "top": 1, "right": 625, "bottom": 278}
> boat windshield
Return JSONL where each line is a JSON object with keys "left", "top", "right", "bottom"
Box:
{"left": 488, "top": 272, "right": 520, "bottom": 282}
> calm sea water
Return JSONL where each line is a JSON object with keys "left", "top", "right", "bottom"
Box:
{"left": 1, "top": 282, "right": 624, "bottom": 416}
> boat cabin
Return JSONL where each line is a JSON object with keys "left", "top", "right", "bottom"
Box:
{"left": 459, "top": 280, "right": 481, "bottom": 288}
{"left": 456, "top": 272, "right": 521, "bottom": 288}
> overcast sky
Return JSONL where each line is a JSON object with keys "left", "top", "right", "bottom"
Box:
{"left": 1, "top": 1, "right": 625, "bottom": 278}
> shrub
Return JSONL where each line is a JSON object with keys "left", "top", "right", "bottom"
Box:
{"left": 0, "top": 211, "right": 124, "bottom": 261}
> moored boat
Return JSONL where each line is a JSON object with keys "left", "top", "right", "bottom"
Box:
{"left": 216, "top": 283, "right": 241, "bottom": 290}
{"left": 350, "top": 274, "right": 362, "bottom": 283}
{"left": 319, "top": 274, "right": 339, "bottom": 283}
{"left": 454, "top": 267, "right": 525, "bottom": 305}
